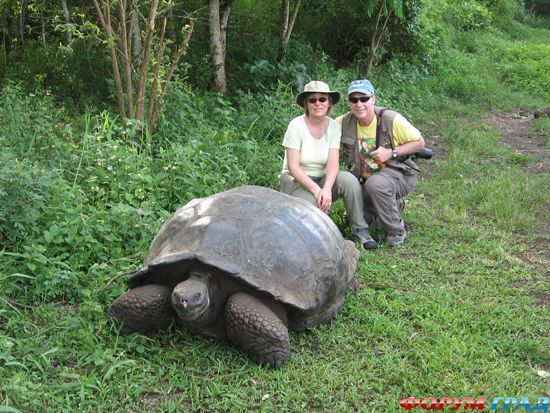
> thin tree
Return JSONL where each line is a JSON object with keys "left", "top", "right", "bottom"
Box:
{"left": 60, "top": 0, "right": 72, "bottom": 45}
{"left": 18, "top": 0, "right": 28, "bottom": 48}
{"left": 91, "top": 0, "right": 194, "bottom": 138}
{"left": 277, "top": 0, "right": 301, "bottom": 64}
{"left": 209, "top": 0, "right": 231, "bottom": 93}
{"left": 365, "top": 0, "right": 403, "bottom": 74}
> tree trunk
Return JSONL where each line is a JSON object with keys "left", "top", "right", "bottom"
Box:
{"left": 209, "top": 0, "right": 229, "bottom": 93}
{"left": 18, "top": 0, "right": 28, "bottom": 48}
{"left": 1, "top": 8, "right": 11, "bottom": 60}
{"left": 220, "top": 1, "right": 230, "bottom": 54}
{"left": 135, "top": 0, "right": 159, "bottom": 122}
{"left": 40, "top": 10, "right": 46, "bottom": 48}
{"left": 92, "top": 0, "right": 127, "bottom": 121}
{"left": 148, "top": 20, "right": 194, "bottom": 138}
{"left": 118, "top": 0, "right": 133, "bottom": 115}
{"left": 60, "top": 0, "right": 72, "bottom": 45}
{"left": 365, "top": 1, "right": 392, "bottom": 74}
{"left": 130, "top": 0, "right": 142, "bottom": 61}
{"left": 92, "top": 0, "right": 194, "bottom": 139}
{"left": 167, "top": 6, "right": 176, "bottom": 45}
{"left": 277, "top": 0, "right": 300, "bottom": 64}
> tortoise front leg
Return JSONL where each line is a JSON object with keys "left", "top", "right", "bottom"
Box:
{"left": 108, "top": 284, "right": 176, "bottom": 335}
{"left": 224, "top": 292, "right": 290, "bottom": 368}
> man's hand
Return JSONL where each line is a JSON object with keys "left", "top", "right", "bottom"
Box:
{"left": 370, "top": 146, "right": 393, "bottom": 163}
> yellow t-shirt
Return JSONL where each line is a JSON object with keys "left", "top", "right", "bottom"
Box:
{"left": 336, "top": 113, "right": 421, "bottom": 179}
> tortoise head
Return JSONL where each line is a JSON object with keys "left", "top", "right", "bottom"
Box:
{"left": 171, "top": 271, "right": 210, "bottom": 322}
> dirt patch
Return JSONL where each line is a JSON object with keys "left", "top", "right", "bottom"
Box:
{"left": 487, "top": 109, "right": 550, "bottom": 175}
{"left": 487, "top": 108, "right": 549, "bottom": 308}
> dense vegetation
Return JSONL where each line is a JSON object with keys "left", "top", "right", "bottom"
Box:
{"left": 1, "top": 0, "right": 549, "bottom": 411}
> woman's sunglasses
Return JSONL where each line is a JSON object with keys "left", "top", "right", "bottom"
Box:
{"left": 348, "top": 96, "right": 372, "bottom": 104}
{"left": 307, "top": 96, "right": 328, "bottom": 104}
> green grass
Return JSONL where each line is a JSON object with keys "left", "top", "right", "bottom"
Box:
{"left": 1, "top": 16, "right": 550, "bottom": 413}
{"left": 533, "top": 116, "right": 550, "bottom": 148}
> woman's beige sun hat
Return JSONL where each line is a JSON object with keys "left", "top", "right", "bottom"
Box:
{"left": 296, "top": 80, "right": 341, "bottom": 107}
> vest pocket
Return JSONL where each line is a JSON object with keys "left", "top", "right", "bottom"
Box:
{"left": 340, "top": 136, "right": 356, "bottom": 167}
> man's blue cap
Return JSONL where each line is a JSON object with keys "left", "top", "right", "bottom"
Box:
{"left": 347, "top": 79, "right": 375, "bottom": 97}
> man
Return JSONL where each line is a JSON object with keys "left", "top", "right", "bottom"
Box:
{"left": 336, "top": 79, "right": 425, "bottom": 248}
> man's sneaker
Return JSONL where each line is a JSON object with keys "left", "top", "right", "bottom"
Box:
{"left": 352, "top": 227, "right": 378, "bottom": 250}
{"left": 386, "top": 230, "right": 408, "bottom": 247}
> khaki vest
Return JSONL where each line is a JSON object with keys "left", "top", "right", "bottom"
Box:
{"left": 340, "top": 107, "right": 419, "bottom": 179}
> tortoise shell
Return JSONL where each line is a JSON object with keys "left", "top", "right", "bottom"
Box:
{"left": 127, "top": 185, "right": 359, "bottom": 328}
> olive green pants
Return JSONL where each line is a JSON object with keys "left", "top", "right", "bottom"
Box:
{"left": 279, "top": 171, "right": 368, "bottom": 229}
{"left": 362, "top": 167, "right": 418, "bottom": 236}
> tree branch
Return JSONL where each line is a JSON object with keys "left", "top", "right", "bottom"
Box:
{"left": 148, "top": 20, "right": 195, "bottom": 137}
{"left": 147, "top": 15, "right": 167, "bottom": 130}
{"left": 60, "top": 0, "right": 72, "bottom": 45}
{"left": 284, "top": 0, "right": 301, "bottom": 44}
{"left": 135, "top": 0, "right": 160, "bottom": 122}
{"left": 92, "top": 0, "right": 127, "bottom": 120}
{"left": 118, "top": 0, "right": 133, "bottom": 115}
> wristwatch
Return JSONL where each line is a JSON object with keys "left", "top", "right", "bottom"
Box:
{"left": 391, "top": 149, "right": 398, "bottom": 159}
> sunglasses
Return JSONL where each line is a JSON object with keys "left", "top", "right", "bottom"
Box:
{"left": 307, "top": 96, "right": 328, "bottom": 104}
{"left": 348, "top": 96, "right": 372, "bottom": 104}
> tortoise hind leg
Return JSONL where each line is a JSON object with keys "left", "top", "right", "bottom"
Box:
{"left": 224, "top": 292, "right": 290, "bottom": 368}
{"left": 108, "top": 284, "right": 176, "bottom": 335}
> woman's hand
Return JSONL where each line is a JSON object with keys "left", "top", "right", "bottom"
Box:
{"left": 315, "top": 186, "right": 332, "bottom": 212}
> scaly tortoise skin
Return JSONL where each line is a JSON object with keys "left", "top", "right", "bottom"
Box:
{"left": 109, "top": 185, "right": 360, "bottom": 367}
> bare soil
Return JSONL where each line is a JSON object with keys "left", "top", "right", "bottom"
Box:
{"left": 487, "top": 109, "right": 549, "bottom": 307}
{"left": 487, "top": 109, "right": 550, "bottom": 175}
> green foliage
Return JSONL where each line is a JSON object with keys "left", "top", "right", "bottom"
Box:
{"left": 385, "top": 0, "right": 425, "bottom": 57}
{"left": 494, "top": 42, "right": 550, "bottom": 101}
{"left": 436, "top": 46, "right": 500, "bottom": 105}
{"left": 526, "top": 0, "right": 550, "bottom": 14}
{"left": 243, "top": 60, "right": 308, "bottom": 93}
{"left": 533, "top": 116, "right": 550, "bottom": 147}
{"left": 0, "top": 81, "right": 290, "bottom": 304}
{"left": 481, "top": 0, "right": 525, "bottom": 27}
{"left": 420, "top": 0, "right": 525, "bottom": 54}
{"left": 0, "top": 84, "right": 69, "bottom": 160}
{"left": 442, "top": 0, "right": 524, "bottom": 30}
{"left": 296, "top": 0, "right": 422, "bottom": 65}
{"left": 453, "top": 1, "right": 493, "bottom": 30}
{"left": 0, "top": 40, "right": 111, "bottom": 108}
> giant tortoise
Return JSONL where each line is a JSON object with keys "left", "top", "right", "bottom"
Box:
{"left": 109, "top": 185, "right": 360, "bottom": 367}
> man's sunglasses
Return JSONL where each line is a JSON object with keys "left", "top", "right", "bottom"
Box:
{"left": 307, "top": 96, "right": 328, "bottom": 104}
{"left": 348, "top": 96, "right": 372, "bottom": 104}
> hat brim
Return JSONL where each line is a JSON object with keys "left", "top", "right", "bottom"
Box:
{"left": 296, "top": 91, "right": 340, "bottom": 107}
{"left": 346, "top": 87, "right": 375, "bottom": 97}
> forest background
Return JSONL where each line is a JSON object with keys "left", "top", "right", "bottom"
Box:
{"left": 1, "top": 0, "right": 549, "bottom": 412}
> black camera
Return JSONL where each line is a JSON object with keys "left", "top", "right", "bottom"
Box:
{"left": 413, "top": 148, "right": 433, "bottom": 159}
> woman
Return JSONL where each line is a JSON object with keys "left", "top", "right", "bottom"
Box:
{"left": 279, "top": 80, "right": 376, "bottom": 250}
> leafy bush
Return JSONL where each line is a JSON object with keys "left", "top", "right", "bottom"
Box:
{"left": 1, "top": 82, "right": 288, "bottom": 303}
{"left": 495, "top": 42, "right": 550, "bottom": 101}
{"left": 0, "top": 84, "right": 70, "bottom": 161}
{"left": 421, "top": 0, "right": 523, "bottom": 40}
{"left": 0, "top": 40, "right": 111, "bottom": 109}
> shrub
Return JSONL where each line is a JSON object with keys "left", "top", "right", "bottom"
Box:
{"left": 0, "top": 84, "right": 70, "bottom": 161}
{"left": 495, "top": 42, "right": 550, "bottom": 101}
{"left": 0, "top": 40, "right": 111, "bottom": 109}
